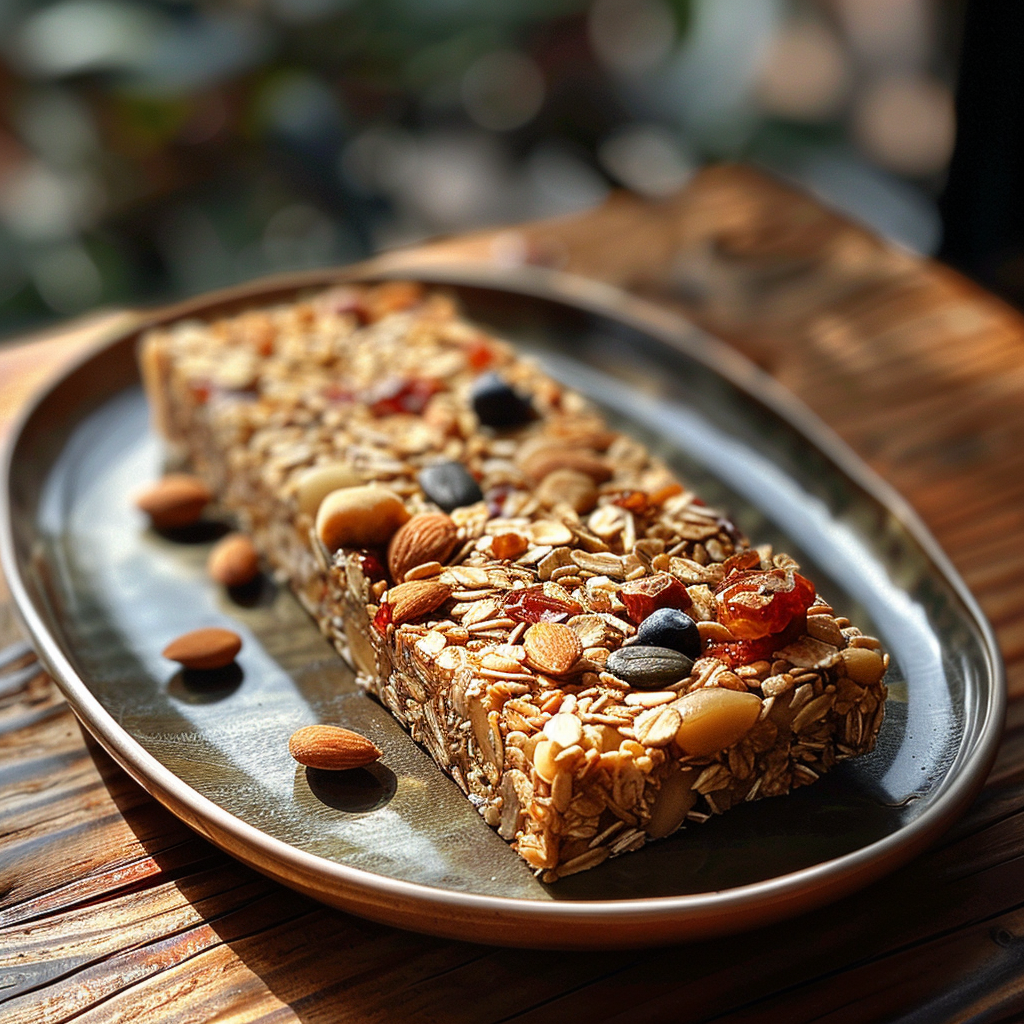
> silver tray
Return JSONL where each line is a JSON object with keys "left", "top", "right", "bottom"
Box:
{"left": 1, "top": 265, "right": 1004, "bottom": 948}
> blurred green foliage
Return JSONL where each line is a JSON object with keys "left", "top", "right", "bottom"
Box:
{"left": 0, "top": 0, "right": 956, "bottom": 336}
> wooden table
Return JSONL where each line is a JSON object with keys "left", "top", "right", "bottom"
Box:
{"left": 4, "top": 164, "right": 1024, "bottom": 1022}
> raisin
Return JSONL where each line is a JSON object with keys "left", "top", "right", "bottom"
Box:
{"left": 503, "top": 586, "right": 582, "bottom": 624}
{"left": 714, "top": 568, "right": 816, "bottom": 640}
{"left": 485, "top": 484, "right": 514, "bottom": 517}
{"left": 716, "top": 514, "right": 746, "bottom": 546}
{"left": 358, "top": 551, "right": 387, "bottom": 583}
{"left": 320, "top": 287, "right": 369, "bottom": 323}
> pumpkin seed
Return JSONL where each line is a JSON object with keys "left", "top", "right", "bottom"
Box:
{"left": 604, "top": 645, "right": 694, "bottom": 690}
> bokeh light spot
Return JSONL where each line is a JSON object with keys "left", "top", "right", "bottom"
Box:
{"left": 461, "top": 51, "right": 545, "bottom": 133}
{"left": 854, "top": 76, "right": 955, "bottom": 177}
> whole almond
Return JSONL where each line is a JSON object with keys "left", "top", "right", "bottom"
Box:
{"left": 162, "top": 627, "right": 242, "bottom": 670}
{"left": 385, "top": 579, "right": 452, "bottom": 625}
{"left": 207, "top": 533, "right": 260, "bottom": 588}
{"left": 520, "top": 445, "right": 612, "bottom": 484}
{"left": 387, "top": 513, "right": 458, "bottom": 582}
{"left": 135, "top": 474, "right": 212, "bottom": 529}
{"left": 288, "top": 724, "right": 381, "bottom": 770}
{"left": 547, "top": 423, "right": 617, "bottom": 451}
{"left": 523, "top": 622, "right": 583, "bottom": 676}
{"left": 315, "top": 484, "right": 410, "bottom": 551}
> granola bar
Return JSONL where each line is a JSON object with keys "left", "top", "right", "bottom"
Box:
{"left": 140, "top": 281, "right": 888, "bottom": 881}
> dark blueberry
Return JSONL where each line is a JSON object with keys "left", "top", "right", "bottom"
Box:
{"left": 636, "top": 607, "right": 702, "bottom": 660}
{"left": 418, "top": 461, "right": 483, "bottom": 513}
{"left": 605, "top": 645, "right": 694, "bottom": 690}
{"left": 470, "top": 372, "right": 533, "bottom": 428}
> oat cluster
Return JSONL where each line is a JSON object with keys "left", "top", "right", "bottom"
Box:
{"left": 141, "top": 281, "right": 888, "bottom": 881}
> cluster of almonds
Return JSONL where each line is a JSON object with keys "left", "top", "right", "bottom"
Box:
{"left": 136, "top": 471, "right": 385, "bottom": 772}
{"left": 135, "top": 474, "right": 261, "bottom": 588}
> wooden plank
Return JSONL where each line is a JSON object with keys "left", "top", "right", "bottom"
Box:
{"left": 0, "top": 696, "right": 207, "bottom": 917}
{"left": 1, "top": 891, "right": 317, "bottom": 1024}
{"left": 0, "top": 868, "right": 277, "bottom": 1003}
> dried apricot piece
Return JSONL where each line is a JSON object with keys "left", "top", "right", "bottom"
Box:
{"left": 714, "top": 568, "right": 815, "bottom": 640}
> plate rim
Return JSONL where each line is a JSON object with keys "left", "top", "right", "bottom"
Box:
{"left": 0, "top": 263, "right": 1006, "bottom": 947}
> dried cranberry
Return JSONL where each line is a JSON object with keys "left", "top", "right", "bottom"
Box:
{"left": 706, "top": 612, "right": 806, "bottom": 668}
{"left": 372, "top": 601, "right": 392, "bottom": 635}
{"left": 368, "top": 378, "right": 442, "bottom": 416}
{"left": 620, "top": 573, "right": 691, "bottom": 623}
{"left": 467, "top": 338, "right": 495, "bottom": 370}
{"left": 611, "top": 490, "right": 650, "bottom": 514}
{"left": 714, "top": 568, "right": 816, "bottom": 640}
{"left": 359, "top": 551, "right": 387, "bottom": 582}
{"left": 503, "top": 586, "right": 582, "bottom": 624}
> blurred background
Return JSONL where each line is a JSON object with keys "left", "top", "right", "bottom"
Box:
{"left": 0, "top": 0, "right": 974, "bottom": 338}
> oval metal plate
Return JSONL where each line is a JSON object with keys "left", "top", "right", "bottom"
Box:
{"left": 0, "top": 266, "right": 1004, "bottom": 948}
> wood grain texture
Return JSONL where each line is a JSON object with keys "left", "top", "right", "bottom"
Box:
{"left": 3, "top": 163, "right": 1024, "bottom": 1021}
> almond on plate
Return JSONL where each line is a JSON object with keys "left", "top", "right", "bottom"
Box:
{"left": 135, "top": 474, "right": 211, "bottom": 529}
{"left": 288, "top": 724, "right": 381, "bottom": 770}
{"left": 208, "top": 533, "right": 260, "bottom": 588}
{"left": 162, "top": 627, "right": 242, "bottom": 670}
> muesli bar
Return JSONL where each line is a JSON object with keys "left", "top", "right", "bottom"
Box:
{"left": 140, "top": 281, "right": 888, "bottom": 880}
